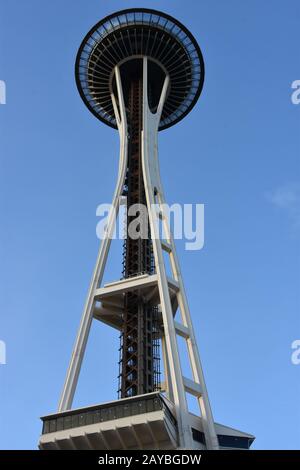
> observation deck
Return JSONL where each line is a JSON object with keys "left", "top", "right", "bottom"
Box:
{"left": 75, "top": 8, "right": 204, "bottom": 130}
{"left": 39, "top": 393, "right": 255, "bottom": 450}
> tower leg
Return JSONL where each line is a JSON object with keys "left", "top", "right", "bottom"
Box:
{"left": 141, "top": 57, "right": 194, "bottom": 449}
{"left": 58, "top": 66, "right": 128, "bottom": 412}
{"left": 157, "top": 189, "right": 219, "bottom": 450}
{"left": 141, "top": 57, "right": 218, "bottom": 449}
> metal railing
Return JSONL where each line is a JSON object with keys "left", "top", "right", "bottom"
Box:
{"left": 42, "top": 393, "right": 175, "bottom": 435}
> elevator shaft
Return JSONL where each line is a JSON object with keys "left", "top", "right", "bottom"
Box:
{"left": 119, "top": 75, "right": 160, "bottom": 398}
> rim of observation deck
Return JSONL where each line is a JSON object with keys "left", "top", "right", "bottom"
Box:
{"left": 75, "top": 8, "right": 205, "bottom": 131}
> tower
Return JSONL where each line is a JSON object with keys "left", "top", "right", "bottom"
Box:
{"left": 39, "top": 8, "right": 254, "bottom": 450}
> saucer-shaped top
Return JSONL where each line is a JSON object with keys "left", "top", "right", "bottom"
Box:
{"left": 75, "top": 8, "right": 205, "bottom": 130}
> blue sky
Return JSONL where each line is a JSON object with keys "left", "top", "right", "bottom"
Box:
{"left": 0, "top": 0, "right": 299, "bottom": 450}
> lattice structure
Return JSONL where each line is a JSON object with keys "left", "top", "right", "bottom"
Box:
{"left": 118, "top": 70, "right": 161, "bottom": 398}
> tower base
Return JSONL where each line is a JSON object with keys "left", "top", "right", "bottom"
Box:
{"left": 39, "top": 393, "right": 254, "bottom": 450}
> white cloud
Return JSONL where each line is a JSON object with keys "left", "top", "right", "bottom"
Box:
{"left": 266, "top": 183, "right": 300, "bottom": 231}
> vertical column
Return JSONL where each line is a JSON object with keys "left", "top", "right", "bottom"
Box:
{"left": 141, "top": 57, "right": 194, "bottom": 449}
{"left": 58, "top": 66, "right": 128, "bottom": 412}
{"left": 119, "top": 61, "right": 160, "bottom": 398}
{"left": 157, "top": 190, "right": 219, "bottom": 450}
